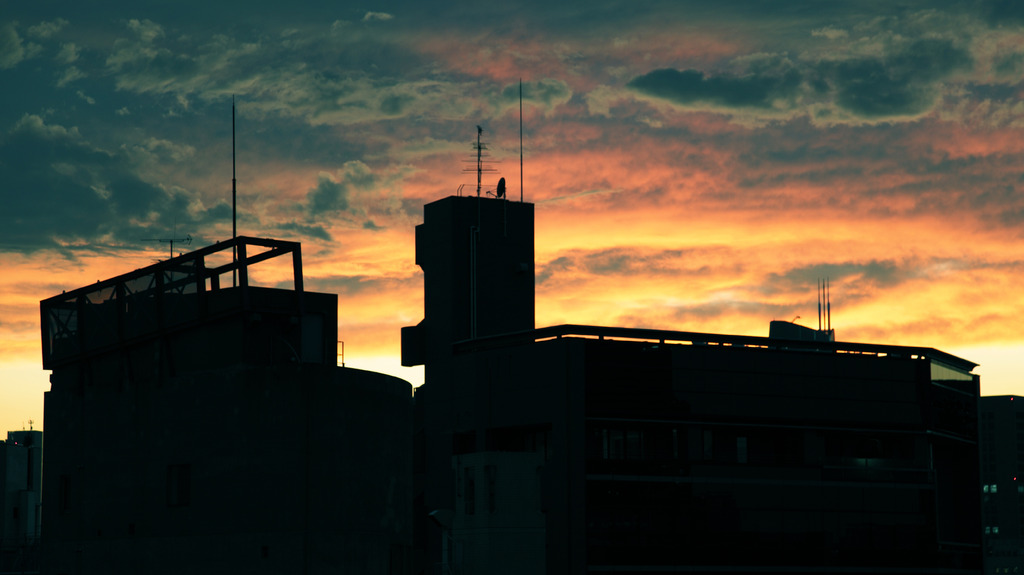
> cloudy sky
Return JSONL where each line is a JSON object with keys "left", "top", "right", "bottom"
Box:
{"left": 3, "top": 1, "right": 1024, "bottom": 432}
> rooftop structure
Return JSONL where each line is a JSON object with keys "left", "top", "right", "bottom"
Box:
{"left": 406, "top": 195, "right": 982, "bottom": 575}
{"left": 979, "top": 396, "right": 1024, "bottom": 574}
{"left": 41, "top": 236, "right": 323, "bottom": 372}
{"left": 0, "top": 429, "right": 42, "bottom": 572}
{"left": 40, "top": 236, "right": 413, "bottom": 575}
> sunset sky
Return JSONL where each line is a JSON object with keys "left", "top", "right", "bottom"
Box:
{"left": 3, "top": 1, "right": 1024, "bottom": 433}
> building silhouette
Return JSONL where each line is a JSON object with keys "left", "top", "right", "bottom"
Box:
{"left": 980, "top": 396, "right": 1024, "bottom": 574}
{"left": 403, "top": 195, "right": 982, "bottom": 575}
{"left": 35, "top": 195, "right": 986, "bottom": 574}
{"left": 39, "top": 237, "right": 412, "bottom": 574}
{"left": 0, "top": 429, "right": 42, "bottom": 572}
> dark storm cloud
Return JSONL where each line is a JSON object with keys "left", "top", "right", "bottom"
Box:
{"left": 501, "top": 79, "right": 572, "bottom": 107}
{"left": 305, "top": 161, "right": 380, "bottom": 218}
{"left": 380, "top": 94, "right": 414, "bottom": 116}
{"left": 95, "top": 16, "right": 454, "bottom": 128}
{"left": 537, "top": 248, "right": 686, "bottom": 283}
{"left": 582, "top": 248, "right": 685, "bottom": 275}
{"left": 305, "top": 274, "right": 419, "bottom": 297}
{"left": 760, "top": 260, "right": 907, "bottom": 298}
{"left": 274, "top": 221, "right": 333, "bottom": 242}
{"left": 993, "top": 53, "right": 1024, "bottom": 77}
{"left": 669, "top": 300, "right": 795, "bottom": 323}
{"left": 0, "top": 22, "right": 36, "bottom": 69}
{"left": 983, "top": 0, "right": 1024, "bottom": 24}
{"left": 307, "top": 175, "right": 350, "bottom": 214}
{"left": 614, "top": 299, "right": 799, "bottom": 332}
{"left": 628, "top": 67, "right": 803, "bottom": 110}
{"left": 0, "top": 114, "right": 225, "bottom": 253}
{"left": 536, "top": 247, "right": 733, "bottom": 285}
{"left": 824, "top": 38, "right": 972, "bottom": 118}
{"left": 627, "top": 37, "right": 972, "bottom": 121}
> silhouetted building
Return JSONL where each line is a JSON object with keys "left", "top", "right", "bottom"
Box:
{"left": 40, "top": 237, "right": 412, "bottom": 575}
{"left": 404, "top": 195, "right": 982, "bottom": 575}
{"left": 0, "top": 429, "right": 42, "bottom": 572}
{"left": 980, "top": 396, "right": 1024, "bottom": 574}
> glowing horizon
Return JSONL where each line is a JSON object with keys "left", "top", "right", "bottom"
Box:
{"left": 2, "top": 1, "right": 1023, "bottom": 432}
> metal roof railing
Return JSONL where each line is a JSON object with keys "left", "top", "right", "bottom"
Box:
{"left": 40, "top": 236, "right": 303, "bottom": 370}
{"left": 453, "top": 324, "right": 978, "bottom": 373}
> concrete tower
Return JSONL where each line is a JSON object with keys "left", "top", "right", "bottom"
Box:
{"left": 402, "top": 195, "right": 534, "bottom": 369}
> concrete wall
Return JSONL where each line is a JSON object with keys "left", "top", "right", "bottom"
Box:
{"left": 42, "top": 361, "right": 411, "bottom": 575}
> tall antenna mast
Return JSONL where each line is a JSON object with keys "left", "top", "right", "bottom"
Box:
{"left": 462, "top": 126, "right": 497, "bottom": 195}
{"left": 519, "top": 79, "right": 524, "bottom": 203}
{"left": 476, "top": 125, "right": 483, "bottom": 196}
{"left": 817, "top": 278, "right": 822, "bottom": 331}
{"left": 232, "top": 96, "right": 237, "bottom": 287}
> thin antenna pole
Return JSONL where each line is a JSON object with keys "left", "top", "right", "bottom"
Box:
{"left": 476, "top": 125, "right": 483, "bottom": 197}
{"left": 817, "top": 279, "right": 822, "bottom": 331}
{"left": 827, "top": 277, "right": 831, "bottom": 331}
{"left": 232, "top": 96, "right": 237, "bottom": 287}
{"left": 519, "top": 79, "right": 524, "bottom": 203}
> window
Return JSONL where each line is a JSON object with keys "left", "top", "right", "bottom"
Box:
{"left": 737, "top": 437, "right": 748, "bottom": 464}
{"left": 166, "top": 464, "right": 191, "bottom": 507}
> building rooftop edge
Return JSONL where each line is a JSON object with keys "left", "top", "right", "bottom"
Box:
{"left": 452, "top": 323, "right": 979, "bottom": 372}
{"left": 40, "top": 235, "right": 303, "bottom": 304}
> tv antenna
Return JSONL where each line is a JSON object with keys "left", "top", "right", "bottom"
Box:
{"left": 462, "top": 125, "right": 498, "bottom": 196}
{"left": 144, "top": 233, "right": 192, "bottom": 259}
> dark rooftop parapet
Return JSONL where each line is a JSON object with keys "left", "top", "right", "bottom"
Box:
{"left": 40, "top": 236, "right": 303, "bottom": 370}
{"left": 452, "top": 323, "right": 979, "bottom": 374}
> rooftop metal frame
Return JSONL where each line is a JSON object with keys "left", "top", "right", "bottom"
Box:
{"left": 40, "top": 236, "right": 303, "bottom": 370}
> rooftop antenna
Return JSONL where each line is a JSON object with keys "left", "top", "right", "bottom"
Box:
{"left": 232, "top": 96, "right": 238, "bottom": 287}
{"left": 818, "top": 278, "right": 823, "bottom": 331}
{"left": 816, "top": 277, "right": 834, "bottom": 334}
{"left": 519, "top": 79, "right": 524, "bottom": 202}
{"left": 144, "top": 217, "right": 192, "bottom": 259}
{"left": 475, "top": 125, "right": 483, "bottom": 196}
{"left": 826, "top": 277, "right": 831, "bottom": 332}
{"left": 463, "top": 126, "right": 497, "bottom": 196}
{"left": 144, "top": 233, "right": 192, "bottom": 260}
